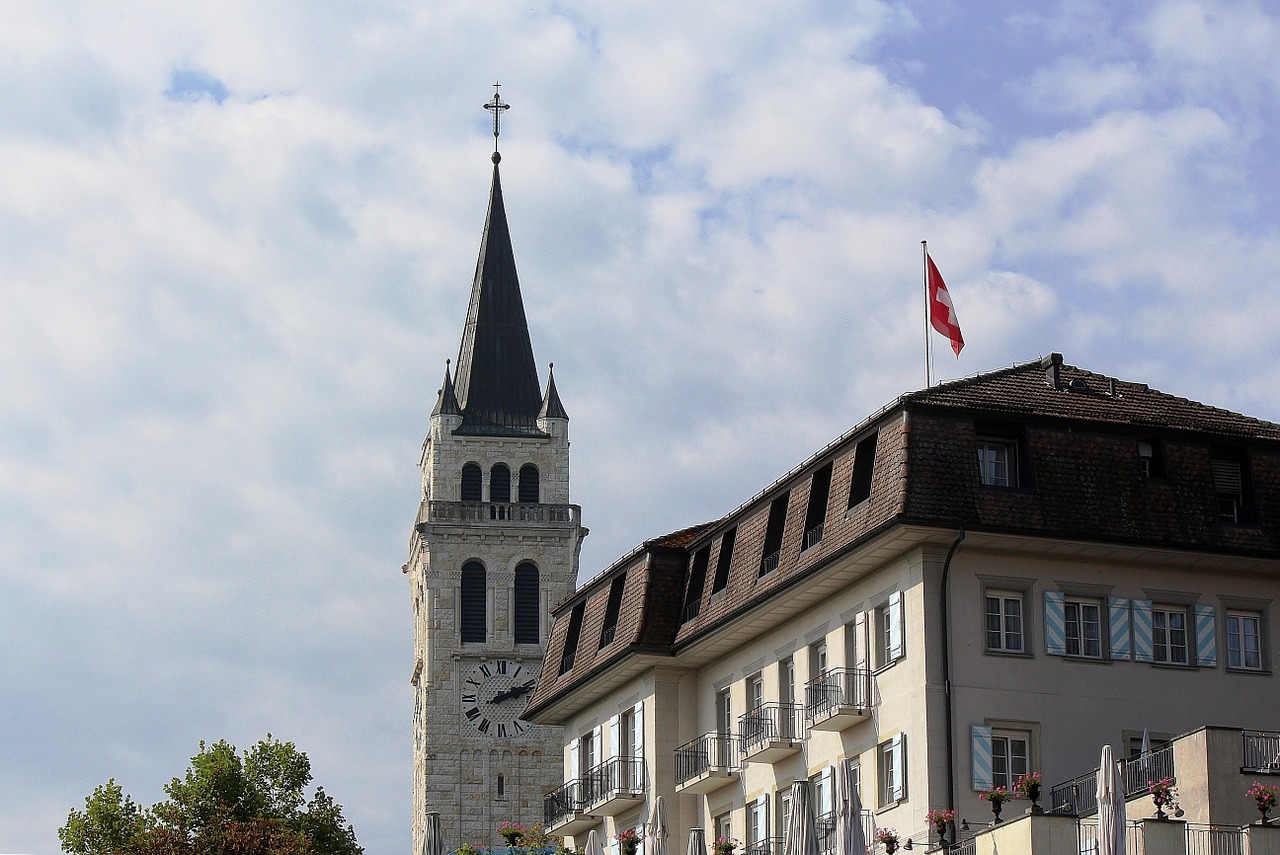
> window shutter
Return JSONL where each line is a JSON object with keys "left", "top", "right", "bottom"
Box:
{"left": 569, "top": 737, "right": 579, "bottom": 779}
{"left": 854, "top": 611, "right": 869, "bottom": 670}
{"left": 1132, "top": 600, "right": 1154, "bottom": 662}
{"left": 891, "top": 733, "right": 907, "bottom": 801}
{"left": 1211, "top": 459, "right": 1243, "bottom": 493}
{"left": 826, "top": 766, "right": 836, "bottom": 815}
{"left": 634, "top": 701, "right": 645, "bottom": 788}
{"left": 888, "top": 591, "right": 904, "bottom": 661}
{"left": 971, "top": 725, "right": 993, "bottom": 790}
{"left": 1108, "top": 597, "right": 1131, "bottom": 660}
{"left": 1044, "top": 591, "right": 1066, "bottom": 655}
{"left": 1195, "top": 604, "right": 1218, "bottom": 667}
{"left": 608, "top": 714, "right": 620, "bottom": 758}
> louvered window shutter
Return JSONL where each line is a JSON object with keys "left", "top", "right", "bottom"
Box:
{"left": 1195, "top": 604, "right": 1218, "bottom": 667}
{"left": 854, "top": 612, "right": 868, "bottom": 670}
{"left": 971, "top": 725, "right": 993, "bottom": 790}
{"left": 891, "top": 734, "right": 907, "bottom": 801}
{"left": 888, "top": 591, "right": 904, "bottom": 661}
{"left": 1044, "top": 591, "right": 1066, "bottom": 655}
{"left": 1108, "top": 598, "right": 1131, "bottom": 659}
{"left": 608, "top": 714, "right": 620, "bottom": 758}
{"left": 634, "top": 701, "right": 645, "bottom": 789}
{"left": 1133, "top": 599, "right": 1154, "bottom": 662}
{"left": 569, "top": 737, "right": 580, "bottom": 779}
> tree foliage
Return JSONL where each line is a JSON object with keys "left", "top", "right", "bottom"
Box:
{"left": 60, "top": 735, "right": 362, "bottom": 855}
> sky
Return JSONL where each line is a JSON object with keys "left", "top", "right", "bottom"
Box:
{"left": 3, "top": 1, "right": 1280, "bottom": 854}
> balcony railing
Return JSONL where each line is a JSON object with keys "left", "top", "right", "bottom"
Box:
{"left": 681, "top": 599, "right": 701, "bottom": 624}
{"left": 544, "top": 778, "right": 590, "bottom": 828}
{"left": 1077, "top": 818, "right": 1143, "bottom": 853}
{"left": 804, "top": 667, "right": 874, "bottom": 725}
{"left": 584, "top": 755, "right": 645, "bottom": 806}
{"left": 1052, "top": 745, "right": 1176, "bottom": 815}
{"left": 802, "top": 523, "right": 824, "bottom": 551}
{"left": 1050, "top": 769, "right": 1097, "bottom": 815}
{"left": 418, "top": 500, "right": 580, "bottom": 528}
{"left": 739, "top": 703, "right": 803, "bottom": 758}
{"left": 760, "top": 551, "right": 781, "bottom": 576}
{"left": 674, "top": 732, "right": 739, "bottom": 786}
{"left": 1185, "top": 824, "right": 1245, "bottom": 855}
{"left": 1243, "top": 730, "right": 1280, "bottom": 772}
{"left": 743, "top": 838, "right": 783, "bottom": 855}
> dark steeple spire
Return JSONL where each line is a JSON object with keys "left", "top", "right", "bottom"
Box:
{"left": 538, "top": 363, "right": 569, "bottom": 421}
{"left": 451, "top": 91, "right": 545, "bottom": 436}
{"left": 431, "top": 360, "right": 461, "bottom": 418}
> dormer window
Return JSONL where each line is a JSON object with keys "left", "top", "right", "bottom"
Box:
{"left": 599, "top": 573, "right": 627, "bottom": 648}
{"left": 559, "top": 602, "right": 585, "bottom": 674}
{"left": 802, "top": 463, "right": 833, "bottom": 551}
{"left": 1137, "top": 439, "right": 1166, "bottom": 479}
{"left": 711, "top": 528, "right": 736, "bottom": 595}
{"left": 759, "top": 493, "right": 790, "bottom": 576}
{"left": 847, "top": 432, "right": 878, "bottom": 507}
{"left": 1210, "top": 446, "right": 1255, "bottom": 524}
{"left": 976, "top": 438, "right": 1015, "bottom": 487}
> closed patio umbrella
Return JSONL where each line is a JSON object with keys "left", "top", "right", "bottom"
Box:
{"left": 586, "top": 829, "right": 607, "bottom": 855}
{"left": 1097, "top": 744, "right": 1127, "bottom": 855}
{"left": 686, "top": 828, "right": 706, "bottom": 855}
{"left": 783, "top": 780, "right": 820, "bottom": 855}
{"left": 422, "top": 812, "right": 443, "bottom": 855}
{"left": 835, "top": 758, "right": 866, "bottom": 855}
{"left": 647, "top": 796, "right": 670, "bottom": 855}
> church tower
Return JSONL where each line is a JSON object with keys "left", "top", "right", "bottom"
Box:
{"left": 408, "top": 89, "right": 586, "bottom": 851}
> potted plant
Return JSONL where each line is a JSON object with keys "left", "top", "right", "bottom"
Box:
{"left": 1014, "top": 772, "right": 1043, "bottom": 813}
{"left": 873, "top": 828, "right": 900, "bottom": 854}
{"left": 498, "top": 821, "right": 527, "bottom": 848}
{"left": 925, "top": 809, "right": 956, "bottom": 847}
{"left": 1248, "top": 781, "right": 1279, "bottom": 826}
{"left": 458, "top": 843, "right": 483, "bottom": 855}
{"left": 1148, "top": 778, "right": 1177, "bottom": 821}
{"left": 980, "top": 786, "right": 1011, "bottom": 823}
{"left": 713, "top": 836, "right": 738, "bottom": 855}
{"left": 616, "top": 829, "right": 642, "bottom": 855}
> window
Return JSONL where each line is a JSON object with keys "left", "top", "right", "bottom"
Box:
{"left": 1227, "top": 611, "right": 1263, "bottom": 670}
{"left": 518, "top": 464, "right": 539, "bottom": 502}
{"left": 808, "top": 639, "right": 827, "bottom": 684}
{"left": 460, "top": 562, "right": 486, "bottom": 643}
{"left": 716, "top": 688, "right": 733, "bottom": 737}
{"left": 747, "top": 672, "right": 764, "bottom": 711}
{"left": 1211, "top": 446, "right": 1256, "bottom": 523}
{"left": 1152, "top": 605, "right": 1189, "bottom": 664}
{"left": 461, "top": 463, "right": 483, "bottom": 502}
{"left": 976, "top": 439, "right": 1015, "bottom": 487}
{"left": 619, "top": 707, "right": 637, "bottom": 758}
{"left": 683, "top": 546, "right": 710, "bottom": 623}
{"left": 986, "top": 591, "right": 1024, "bottom": 653}
{"left": 490, "top": 464, "right": 511, "bottom": 503}
{"left": 599, "top": 573, "right": 627, "bottom": 648}
{"left": 559, "top": 602, "right": 585, "bottom": 674}
{"left": 747, "top": 798, "right": 767, "bottom": 845}
{"left": 847, "top": 433, "right": 878, "bottom": 508}
{"left": 759, "top": 493, "right": 790, "bottom": 576}
{"left": 802, "top": 463, "right": 832, "bottom": 551}
{"left": 878, "top": 735, "right": 906, "bottom": 805}
{"left": 1137, "top": 439, "right": 1166, "bottom": 479}
{"left": 513, "top": 563, "right": 540, "bottom": 644}
{"left": 991, "top": 731, "right": 1030, "bottom": 791}
{"left": 580, "top": 729, "right": 597, "bottom": 777}
{"left": 496, "top": 774, "right": 506, "bottom": 799}
{"left": 778, "top": 657, "right": 796, "bottom": 707}
{"left": 874, "top": 592, "right": 904, "bottom": 668}
{"left": 715, "top": 814, "right": 732, "bottom": 847}
{"left": 711, "top": 528, "right": 736, "bottom": 594}
{"left": 810, "top": 770, "right": 831, "bottom": 820}
{"left": 776, "top": 788, "right": 792, "bottom": 842}
{"left": 1064, "top": 598, "right": 1102, "bottom": 658}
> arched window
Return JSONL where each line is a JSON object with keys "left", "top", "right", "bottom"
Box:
{"left": 518, "top": 464, "right": 540, "bottom": 503}
{"left": 490, "top": 464, "right": 511, "bottom": 503}
{"left": 461, "top": 463, "right": 483, "bottom": 502}
{"left": 461, "top": 562, "right": 486, "bottom": 643}
{"left": 514, "top": 562, "right": 540, "bottom": 644}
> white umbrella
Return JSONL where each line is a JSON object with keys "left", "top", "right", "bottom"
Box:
{"left": 783, "top": 780, "right": 821, "bottom": 855}
{"left": 1096, "top": 745, "right": 1127, "bottom": 855}
{"left": 586, "top": 829, "right": 607, "bottom": 855}
{"left": 647, "top": 796, "right": 670, "bottom": 855}
{"left": 834, "top": 759, "right": 866, "bottom": 855}
{"left": 686, "top": 827, "right": 706, "bottom": 855}
{"left": 422, "top": 812, "right": 443, "bottom": 855}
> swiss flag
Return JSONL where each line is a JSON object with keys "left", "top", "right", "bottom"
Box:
{"left": 926, "top": 254, "right": 964, "bottom": 356}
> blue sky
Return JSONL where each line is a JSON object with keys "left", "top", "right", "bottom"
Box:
{"left": 3, "top": 2, "right": 1280, "bottom": 854}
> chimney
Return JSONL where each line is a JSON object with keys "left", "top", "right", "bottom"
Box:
{"left": 1042, "top": 352, "right": 1063, "bottom": 389}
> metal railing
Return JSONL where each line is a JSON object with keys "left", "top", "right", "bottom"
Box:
{"left": 1243, "top": 730, "right": 1280, "bottom": 772}
{"left": 743, "top": 838, "right": 783, "bottom": 855}
{"left": 1077, "top": 818, "right": 1142, "bottom": 854}
{"left": 760, "top": 551, "right": 781, "bottom": 576}
{"left": 1185, "top": 824, "right": 1245, "bottom": 855}
{"left": 681, "top": 599, "right": 701, "bottom": 624}
{"left": 419, "top": 500, "right": 580, "bottom": 527}
{"left": 1050, "top": 769, "right": 1098, "bottom": 815}
{"left": 1121, "top": 745, "right": 1176, "bottom": 796}
{"left": 804, "top": 667, "right": 874, "bottom": 723}
{"left": 738, "top": 703, "right": 803, "bottom": 755}
{"left": 674, "top": 732, "right": 739, "bottom": 786}
{"left": 544, "top": 779, "right": 589, "bottom": 827}
{"left": 802, "top": 523, "right": 825, "bottom": 551}
{"left": 583, "top": 755, "right": 645, "bottom": 803}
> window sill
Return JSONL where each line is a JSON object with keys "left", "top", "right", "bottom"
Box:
{"left": 844, "top": 499, "right": 869, "bottom": 517}
{"left": 874, "top": 799, "right": 906, "bottom": 815}
{"left": 984, "top": 649, "right": 1034, "bottom": 659}
{"left": 1056, "top": 654, "right": 1111, "bottom": 664}
{"left": 1226, "top": 666, "right": 1272, "bottom": 676}
{"left": 872, "top": 657, "right": 904, "bottom": 676}
{"left": 1146, "top": 661, "right": 1201, "bottom": 671}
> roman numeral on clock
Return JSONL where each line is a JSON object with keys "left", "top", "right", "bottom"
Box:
{"left": 465, "top": 707, "right": 480, "bottom": 720}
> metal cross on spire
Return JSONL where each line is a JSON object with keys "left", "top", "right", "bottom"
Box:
{"left": 483, "top": 82, "right": 510, "bottom": 156}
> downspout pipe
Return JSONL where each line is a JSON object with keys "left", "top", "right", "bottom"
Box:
{"left": 940, "top": 526, "right": 966, "bottom": 821}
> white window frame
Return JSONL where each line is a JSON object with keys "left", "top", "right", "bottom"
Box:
{"left": 976, "top": 439, "right": 1016, "bottom": 487}
{"left": 986, "top": 590, "right": 1025, "bottom": 653}
{"left": 1064, "top": 598, "right": 1103, "bottom": 659}
{"left": 747, "top": 672, "right": 765, "bottom": 712}
{"left": 776, "top": 788, "right": 792, "bottom": 841}
{"left": 991, "top": 730, "right": 1030, "bottom": 791}
{"left": 878, "top": 735, "right": 906, "bottom": 806}
{"left": 747, "top": 799, "right": 766, "bottom": 845}
{"left": 1226, "top": 611, "right": 1264, "bottom": 671}
{"left": 1152, "top": 605, "right": 1190, "bottom": 665}
{"left": 779, "top": 656, "right": 796, "bottom": 707}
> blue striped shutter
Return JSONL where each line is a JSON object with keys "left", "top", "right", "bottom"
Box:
{"left": 971, "top": 725, "right": 993, "bottom": 790}
{"left": 1044, "top": 591, "right": 1067, "bottom": 655}
{"left": 888, "top": 591, "right": 904, "bottom": 661}
{"left": 1108, "top": 598, "right": 1131, "bottom": 660}
{"left": 1133, "top": 600, "right": 1154, "bottom": 662}
{"left": 1195, "top": 604, "right": 1217, "bottom": 667}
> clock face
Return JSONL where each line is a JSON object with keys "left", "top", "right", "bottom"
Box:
{"left": 461, "top": 659, "right": 535, "bottom": 739}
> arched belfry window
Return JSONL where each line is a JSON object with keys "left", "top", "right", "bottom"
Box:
{"left": 514, "top": 562, "right": 540, "bottom": 645}
{"left": 461, "top": 562, "right": 487, "bottom": 643}
{"left": 461, "top": 464, "right": 483, "bottom": 502}
{"left": 490, "top": 464, "right": 511, "bottom": 503}
{"left": 518, "top": 465, "right": 540, "bottom": 503}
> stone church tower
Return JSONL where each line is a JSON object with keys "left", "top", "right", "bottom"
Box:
{"left": 408, "top": 97, "right": 585, "bottom": 851}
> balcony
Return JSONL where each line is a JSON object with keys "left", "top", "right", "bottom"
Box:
{"left": 804, "top": 667, "right": 874, "bottom": 732}
{"left": 739, "top": 703, "right": 803, "bottom": 763}
{"left": 1243, "top": 730, "right": 1280, "bottom": 773}
{"left": 674, "top": 732, "right": 740, "bottom": 794}
{"left": 584, "top": 756, "right": 646, "bottom": 816}
{"left": 1050, "top": 744, "right": 1176, "bottom": 816}
{"left": 543, "top": 779, "right": 598, "bottom": 835}
{"left": 416, "top": 500, "right": 580, "bottom": 529}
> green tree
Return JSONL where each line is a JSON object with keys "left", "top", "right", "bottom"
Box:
{"left": 59, "top": 735, "right": 362, "bottom": 855}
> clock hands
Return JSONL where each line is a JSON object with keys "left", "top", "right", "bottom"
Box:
{"left": 489, "top": 680, "right": 535, "bottom": 704}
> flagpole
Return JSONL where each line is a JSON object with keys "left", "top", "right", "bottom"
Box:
{"left": 922, "top": 240, "right": 931, "bottom": 388}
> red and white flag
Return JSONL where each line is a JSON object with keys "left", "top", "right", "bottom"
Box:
{"left": 926, "top": 254, "right": 964, "bottom": 356}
